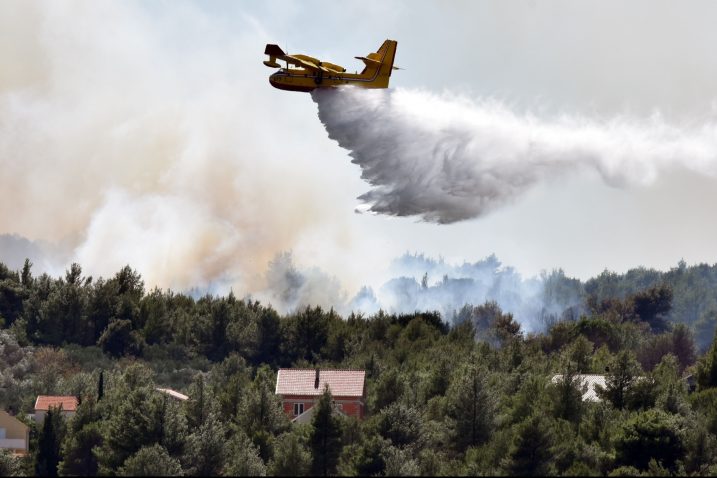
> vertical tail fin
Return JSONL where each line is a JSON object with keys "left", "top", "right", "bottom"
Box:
{"left": 377, "top": 40, "right": 398, "bottom": 77}
{"left": 355, "top": 40, "right": 399, "bottom": 87}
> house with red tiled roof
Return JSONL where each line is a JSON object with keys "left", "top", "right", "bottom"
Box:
{"left": 34, "top": 396, "right": 79, "bottom": 423}
{"left": 0, "top": 410, "right": 29, "bottom": 456}
{"left": 275, "top": 369, "right": 366, "bottom": 423}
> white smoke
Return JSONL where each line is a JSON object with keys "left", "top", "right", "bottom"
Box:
{"left": 312, "top": 87, "right": 717, "bottom": 223}
{"left": 0, "top": 1, "right": 352, "bottom": 300}
{"left": 367, "top": 253, "right": 583, "bottom": 332}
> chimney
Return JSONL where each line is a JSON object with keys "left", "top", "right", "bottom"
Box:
{"left": 314, "top": 369, "right": 320, "bottom": 389}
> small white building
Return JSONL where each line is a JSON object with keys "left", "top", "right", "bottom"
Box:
{"left": 550, "top": 374, "right": 607, "bottom": 402}
{"left": 34, "top": 396, "right": 79, "bottom": 423}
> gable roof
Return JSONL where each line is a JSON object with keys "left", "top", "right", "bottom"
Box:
{"left": 34, "top": 396, "right": 79, "bottom": 412}
{"left": 0, "top": 410, "right": 28, "bottom": 430}
{"left": 276, "top": 369, "right": 365, "bottom": 397}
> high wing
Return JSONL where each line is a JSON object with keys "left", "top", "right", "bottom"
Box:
{"left": 264, "top": 44, "right": 346, "bottom": 74}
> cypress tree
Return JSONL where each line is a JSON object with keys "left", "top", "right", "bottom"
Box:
{"left": 97, "top": 370, "right": 104, "bottom": 402}
{"left": 36, "top": 407, "right": 62, "bottom": 477}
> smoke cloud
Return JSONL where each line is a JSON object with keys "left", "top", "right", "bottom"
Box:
{"left": 312, "top": 87, "right": 717, "bottom": 223}
{"left": 0, "top": 1, "right": 350, "bottom": 301}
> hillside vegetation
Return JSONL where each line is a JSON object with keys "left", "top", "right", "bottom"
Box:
{"left": 2, "top": 259, "right": 717, "bottom": 476}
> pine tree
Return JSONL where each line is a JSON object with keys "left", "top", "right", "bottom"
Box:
{"left": 502, "top": 414, "right": 555, "bottom": 476}
{"left": 185, "top": 373, "right": 212, "bottom": 429}
{"left": 310, "top": 386, "right": 343, "bottom": 476}
{"left": 117, "top": 444, "right": 183, "bottom": 476}
{"left": 597, "top": 350, "right": 641, "bottom": 409}
{"left": 269, "top": 431, "right": 311, "bottom": 476}
{"left": 182, "top": 411, "right": 227, "bottom": 476}
{"left": 551, "top": 362, "right": 584, "bottom": 424}
{"left": 98, "top": 388, "right": 155, "bottom": 473}
{"left": 225, "top": 431, "right": 268, "bottom": 477}
{"left": 697, "top": 330, "right": 717, "bottom": 390}
{"left": 20, "top": 258, "right": 33, "bottom": 287}
{"left": 446, "top": 362, "right": 495, "bottom": 451}
{"left": 236, "top": 365, "right": 288, "bottom": 460}
{"left": 58, "top": 399, "right": 102, "bottom": 476}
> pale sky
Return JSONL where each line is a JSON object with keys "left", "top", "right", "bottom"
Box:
{"left": 242, "top": 0, "right": 717, "bottom": 281}
{"left": 2, "top": 0, "right": 717, "bottom": 299}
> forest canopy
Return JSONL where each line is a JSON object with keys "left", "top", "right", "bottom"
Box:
{"left": 2, "top": 258, "right": 717, "bottom": 476}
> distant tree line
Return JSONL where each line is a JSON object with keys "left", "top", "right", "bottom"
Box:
{"left": 1, "top": 259, "right": 717, "bottom": 475}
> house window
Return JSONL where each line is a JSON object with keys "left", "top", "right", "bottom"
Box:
{"left": 333, "top": 401, "right": 343, "bottom": 411}
{"left": 293, "top": 403, "right": 304, "bottom": 416}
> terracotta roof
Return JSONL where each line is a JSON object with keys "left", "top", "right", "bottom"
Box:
{"left": 34, "top": 396, "right": 79, "bottom": 412}
{"left": 276, "top": 369, "right": 365, "bottom": 397}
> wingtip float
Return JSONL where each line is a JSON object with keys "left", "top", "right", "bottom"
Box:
{"left": 263, "top": 39, "right": 399, "bottom": 92}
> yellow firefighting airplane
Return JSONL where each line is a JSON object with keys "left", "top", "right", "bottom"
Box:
{"left": 264, "top": 39, "right": 398, "bottom": 92}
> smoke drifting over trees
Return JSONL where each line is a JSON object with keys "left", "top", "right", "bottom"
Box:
{"left": 312, "top": 87, "right": 717, "bottom": 223}
{"left": 0, "top": 2, "right": 356, "bottom": 296}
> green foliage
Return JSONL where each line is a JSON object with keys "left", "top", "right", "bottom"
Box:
{"left": 382, "top": 444, "right": 421, "bottom": 476}
{"left": 369, "top": 367, "right": 404, "bottom": 412}
{"left": 36, "top": 407, "right": 65, "bottom": 477}
{"left": 614, "top": 409, "right": 687, "bottom": 472}
{"left": 224, "top": 431, "right": 267, "bottom": 476}
{"left": 336, "top": 434, "right": 388, "bottom": 476}
{"left": 97, "top": 381, "right": 188, "bottom": 473}
{"left": 236, "top": 365, "right": 288, "bottom": 460}
{"left": 597, "top": 350, "right": 642, "bottom": 409}
{"left": 268, "top": 431, "right": 311, "bottom": 476}
{"left": 377, "top": 401, "right": 424, "bottom": 449}
{"left": 0, "top": 450, "right": 20, "bottom": 477}
{"left": 182, "top": 411, "right": 226, "bottom": 476}
{"left": 58, "top": 399, "right": 102, "bottom": 476}
{"left": 697, "top": 329, "right": 717, "bottom": 390}
{"left": 501, "top": 414, "right": 555, "bottom": 476}
{"left": 446, "top": 361, "right": 495, "bottom": 451}
{"left": 310, "top": 386, "right": 344, "bottom": 476}
{"left": 98, "top": 319, "right": 142, "bottom": 357}
{"left": 688, "top": 388, "right": 717, "bottom": 436}
{"left": 550, "top": 362, "right": 584, "bottom": 424}
{"left": 3, "top": 259, "right": 717, "bottom": 476}
{"left": 632, "top": 284, "right": 673, "bottom": 333}
{"left": 118, "top": 444, "right": 183, "bottom": 477}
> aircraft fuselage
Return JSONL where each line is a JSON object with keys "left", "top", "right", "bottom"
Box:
{"left": 269, "top": 68, "right": 390, "bottom": 92}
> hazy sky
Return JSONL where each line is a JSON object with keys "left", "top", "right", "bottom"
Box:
{"left": 2, "top": 0, "right": 717, "bottom": 301}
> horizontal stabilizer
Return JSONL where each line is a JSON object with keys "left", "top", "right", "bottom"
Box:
{"left": 355, "top": 56, "right": 381, "bottom": 66}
